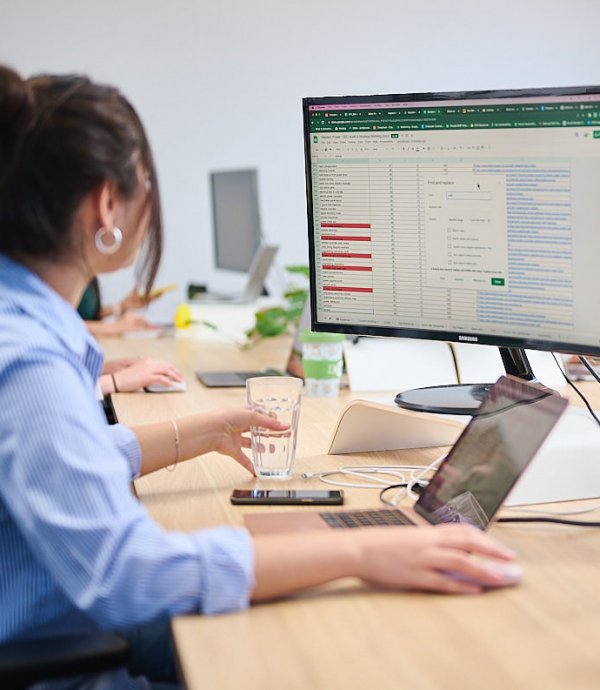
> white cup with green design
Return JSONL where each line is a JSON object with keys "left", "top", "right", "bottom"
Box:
{"left": 301, "top": 329, "right": 345, "bottom": 397}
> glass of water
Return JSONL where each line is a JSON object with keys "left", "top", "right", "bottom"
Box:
{"left": 246, "top": 376, "right": 303, "bottom": 479}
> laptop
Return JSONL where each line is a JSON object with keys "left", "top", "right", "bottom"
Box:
{"left": 191, "top": 244, "right": 278, "bottom": 304}
{"left": 195, "top": 298, "right": 309, "bottom": 387}
{"left": 243, "top": 376, "right": 568, "bottom": 534}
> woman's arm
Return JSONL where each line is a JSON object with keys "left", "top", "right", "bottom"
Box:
{"left": 130, "top": 412, "right": 522, "bottom": 595}
{"left": 251, "top": 524, "right": 521, "bottom": 600}
{"left": 99, "top": 358, "right": 183, "bottom": 395}
{"left": 131, "top": 408, "right": 288, "bottom": 476}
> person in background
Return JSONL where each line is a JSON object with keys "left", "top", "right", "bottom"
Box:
{"left": 78, "top": 275, "right": 158, "bottom": 336}
{"left": 0, "top": 65, "right": 522, "bottom": 690}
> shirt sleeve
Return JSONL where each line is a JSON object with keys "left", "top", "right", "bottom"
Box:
{"left": 0, "top": 349, "right": 255, "bottom": 627}
{"left": 107, "top": 424, "right": 142, "bottom": 479}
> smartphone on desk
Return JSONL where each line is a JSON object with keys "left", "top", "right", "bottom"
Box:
{"left": 231, "top": 489, "right": 344, "bottom": 506}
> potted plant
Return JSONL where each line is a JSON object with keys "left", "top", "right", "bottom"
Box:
{"left": 244, "top": 265, "right": 309, "bottom": 346}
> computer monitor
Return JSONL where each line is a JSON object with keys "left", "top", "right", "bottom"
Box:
{"left": 211, "top": 169, "right": 262, "bottom": 272}
{"left": 303, "top": 86, "right": 600, "bottom": 413}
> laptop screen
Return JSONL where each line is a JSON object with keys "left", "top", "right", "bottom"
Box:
{"left": 414, "top": 376, "right": 568, "bottom": 528}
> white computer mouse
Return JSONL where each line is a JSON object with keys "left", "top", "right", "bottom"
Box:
{"left": 445, "top": 560, "right": 522, "bottom": 588}
{"left": 144, "top": 380, "right": 188, "bottom": 393}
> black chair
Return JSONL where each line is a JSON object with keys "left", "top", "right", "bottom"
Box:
{"left": 0, "top": 632, "right": 130, "bottom": 689}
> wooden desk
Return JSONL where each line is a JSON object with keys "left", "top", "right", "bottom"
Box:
{"left": 105, "top": 334, "right": 600, "bottom": 690}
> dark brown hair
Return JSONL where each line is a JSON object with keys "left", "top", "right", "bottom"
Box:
{"left": 0, "top": 65, "right": 162, "bottom": 291}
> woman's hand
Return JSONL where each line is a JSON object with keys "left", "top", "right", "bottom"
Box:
{"left": 353, "top": 523, "right": 521, "bottom": 594}
{"left": 111, "top": 358, "right": 183, "bottom": 392}
{"left": 204, "top": 408, "right": 289, "bottom": 475}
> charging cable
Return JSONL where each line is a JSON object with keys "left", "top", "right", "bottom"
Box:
{"left": 377, "top": 453, "right": 446, "bottom": 505}
{"left": 302, "top": 465, "right": 419, "bottom": 490}
{"left": 497, "top": 500, "right": 600, "bottom": 527}
{"left": 304, "top": 454, "right": 446, "bottom": 501}
{"left": 552, "top": 352, "right": 600, "bottom": 427}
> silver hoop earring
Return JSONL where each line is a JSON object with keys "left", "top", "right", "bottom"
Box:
{"left": 94, "top": 226, "right": 123, "bottom": 255}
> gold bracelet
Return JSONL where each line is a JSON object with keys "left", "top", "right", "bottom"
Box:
{"left": 166, "top": 419, "right": 181, "bottom": 471}
{"left": 111, "top": 373, "right": 119, "bottom": 393}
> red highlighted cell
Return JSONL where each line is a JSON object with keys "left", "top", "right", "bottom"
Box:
{"left": 322, "top": 252, "right": 372, "bottom": 259}
{"left": 321, "top": 222, "right": 371, "bottom": 229}
{"left": 321, "top": 235, "right": 371, "bottom": 241}
{"left": 323, "top": 286, "right": 373, "bottom": 293}
{"left": 322, "top": 265, "right": 372, "bottom": 271}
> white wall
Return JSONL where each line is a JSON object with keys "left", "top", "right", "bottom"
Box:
{"left": 2, "top": 0, "right": 599, "bottom": 319}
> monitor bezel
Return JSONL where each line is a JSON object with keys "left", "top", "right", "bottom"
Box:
{"left": 302, "top": 85, "right": 600, "bottom": 358}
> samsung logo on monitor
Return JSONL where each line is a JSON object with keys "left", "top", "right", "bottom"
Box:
{"left": 458, "top": 335, "right": 479, "bottom": 343}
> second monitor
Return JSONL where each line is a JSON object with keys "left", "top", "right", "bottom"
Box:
{"left": 196, "top": 168, "right": 277, "bottom": 303}
{"left": 211, "top": 169, "right": 262, "bottom": 273}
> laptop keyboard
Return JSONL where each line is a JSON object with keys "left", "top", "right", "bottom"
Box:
{"left": 319, "top": 508, "right": 416, "bottom": 529}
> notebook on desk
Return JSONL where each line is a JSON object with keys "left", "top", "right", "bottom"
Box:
{"left": 195, "top": 297, "right": 309, "bottom": 387}
{"left": 190, "top": 245, "right": 278, "bottom": 305}
{"left": 244, "top": 376, "right": 568, "bottom": 534}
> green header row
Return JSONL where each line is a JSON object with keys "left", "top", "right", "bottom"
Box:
{"left": 308, "top": 102, "right": 600, "bottom": 132}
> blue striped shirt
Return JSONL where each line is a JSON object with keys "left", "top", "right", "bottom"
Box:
{"left": 0, "top": 254, "right": 254, "bottom": 645}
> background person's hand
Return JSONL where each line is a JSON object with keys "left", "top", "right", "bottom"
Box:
{"left": 85, "top": 312, "right": 159, "bottom": 337}
{"left": 118, "top": 285, "right": 149, "bottom": 313}
{"left": 354, "top": 523, "right": 521, "bottom": 594}
{"left": 111, "top": 312, "right": 158, "bottom": 335}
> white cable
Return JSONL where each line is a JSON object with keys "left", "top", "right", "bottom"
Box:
{"left": 303, "top": 465, "right": 419, "bottom": 490}
{"left": 387, "top": 453, "right": 448, "bottom": 505}
{"left": 303, "top": 457, "right": 447, "bottom": 495}
{"left": 412, "top": 453, "right": 446, "bottom": 482}
{"left": 503, "top": 502, "right": 600, "bottom": 517}
{"left": 315, "top": 474, "right": 406, "bottom": 490}
{"left": 306, "top": 456, "right": 600, "bottom": 516}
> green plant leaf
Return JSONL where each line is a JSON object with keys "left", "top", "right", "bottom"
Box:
{"left": 254, "top": 306, "right": 291, "bottom": 337}
{"left": 285, "top": 265, "right": 310, "bottom": 279}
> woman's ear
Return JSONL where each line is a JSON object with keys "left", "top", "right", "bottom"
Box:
{"left": 95, "top": 181, "right": 118, "bottom": 231}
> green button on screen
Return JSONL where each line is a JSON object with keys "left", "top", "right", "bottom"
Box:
{"left": 491, "top": 277, "right": 505, "bottom": 286}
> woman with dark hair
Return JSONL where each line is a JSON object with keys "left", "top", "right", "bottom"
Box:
{"left": 0, "top": 65, "right": 521, "bottom": 689}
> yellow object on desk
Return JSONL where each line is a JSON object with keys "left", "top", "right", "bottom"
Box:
{"left": 174, "top": 303, "right": 192, "bottom": 329}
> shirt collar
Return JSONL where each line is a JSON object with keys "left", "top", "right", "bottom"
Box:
{"left": 0, "top": 254, "right": 104, "bottom": 378}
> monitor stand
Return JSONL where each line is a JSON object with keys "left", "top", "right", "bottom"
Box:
{"left": 394, "top": 347, "right": 536, "bottom": 415}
